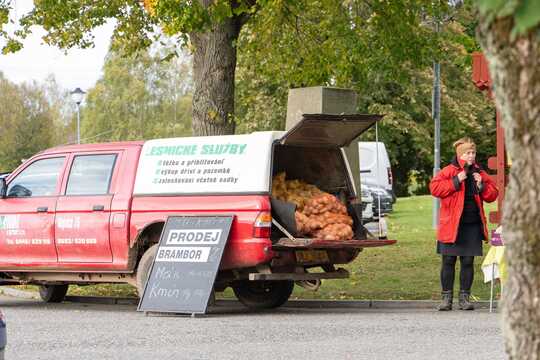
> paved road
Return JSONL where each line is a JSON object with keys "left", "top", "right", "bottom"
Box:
{"left": 1, "top": 295, "right": 505, "bottom": 360}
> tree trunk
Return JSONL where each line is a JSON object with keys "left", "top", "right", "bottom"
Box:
{"left": 190, "top": 15, "right": 241, "bottom": 136}
{"left": 477, "top": 17, "right": 540, "bottom": 360}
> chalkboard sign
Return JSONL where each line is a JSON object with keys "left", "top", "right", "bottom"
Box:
{"left": 137, "top": 216, "right": 233, "bottom": 314}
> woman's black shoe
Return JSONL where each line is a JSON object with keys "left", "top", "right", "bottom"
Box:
{"left": 458, "top": 290, "right": 475, "bottom": 310}
{"left": 438, "top": 291, "right": 453, "bottom": 311}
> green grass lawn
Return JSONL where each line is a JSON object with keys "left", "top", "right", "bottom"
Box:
{"left": 16, "top": 195, "right": 500, "bottom": 301}
{"left": 293, "top": 195, "right": 499, "bottom": 301}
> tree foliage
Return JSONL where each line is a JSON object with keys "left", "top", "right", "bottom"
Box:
{"left": 0, "top": 0, "right": 258, "bottom": 135}
{"left": 81, "top": 47, "right": 193, "bottom": 142}
{"left": 0, "top": 44, "right": 193, "bottom": 173}
{"left": 0, "top": 73, "right": 58, "bottom": 172}
{"left": 1, "top": 0, "right": 473, "bottom": 139}
{"left": 235, "top": 1, "right": 494, "bottom": 195}
{"left": 477, "top": 0, "right": 540, "bottom": 36}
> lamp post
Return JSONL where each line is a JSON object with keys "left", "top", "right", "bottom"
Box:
{"left": 70, "top": 88, "right": 86, "bottom": 144}
{"left": 431, "top": 0, "right": 462, "bottom": 229}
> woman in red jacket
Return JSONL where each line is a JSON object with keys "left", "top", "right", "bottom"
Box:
{"left": 430, "top": 137, "right": 498, "bottom": 311}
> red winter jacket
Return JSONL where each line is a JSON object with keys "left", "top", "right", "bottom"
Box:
{"left": 429, "top": 159, "right": 498, "bottom": 243}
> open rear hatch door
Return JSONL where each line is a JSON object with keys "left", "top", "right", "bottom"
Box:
{"left": 274, "top": 113, "right": 395, "bottom": 250}
{"left": 279, "top": 113, "right": 382, "bottom": 148}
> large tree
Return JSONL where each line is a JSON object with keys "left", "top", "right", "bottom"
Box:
{"left": 81, "top": 47, "right": 192, "bottom": 142}
{"left": 475, "top": 1, "right": 540, "bottom": 358}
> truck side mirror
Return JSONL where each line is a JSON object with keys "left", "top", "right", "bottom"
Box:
{"left": 0, "top": 178, "right": 6, "bottom": 198}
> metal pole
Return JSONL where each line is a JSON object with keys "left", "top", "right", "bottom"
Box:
{"left": 490, "top": 263, "right": 495, "bottom": 313}
{"left": 432, "top": 60, "right": 441, "bottom": 229}
{"left": 375, "top": 122, "right": 383, "bottom": 237}
{"left": 432, "top": 19, "right": 441, "bottom": 229}
{"left": 76, "top": 104, "right": 81, "bottom": 144}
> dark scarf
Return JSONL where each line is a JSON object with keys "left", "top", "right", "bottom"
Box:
{"left": 451, "top": 157, "right": 481, "bottom": 224}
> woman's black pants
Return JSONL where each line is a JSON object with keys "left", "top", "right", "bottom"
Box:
{"left": 440, "top": 255, "right": 474, "bottom": 292}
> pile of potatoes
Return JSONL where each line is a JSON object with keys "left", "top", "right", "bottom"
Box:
{"left": 272, "top": 173, "right": 354, "bottom": 241}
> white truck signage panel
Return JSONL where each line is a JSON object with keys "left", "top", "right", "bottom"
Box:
{"left": 134, "top": 132, "right": 282, "bottom": 194}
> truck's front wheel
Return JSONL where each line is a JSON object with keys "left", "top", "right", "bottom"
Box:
{"left": 39, "top": 284, "right": 68, "bottom": 303}
{"left": 232, "top": 280, "right": 294, "bottom": 309}
{"left": 136, "top": 244, "right": 158, "bottom": 296}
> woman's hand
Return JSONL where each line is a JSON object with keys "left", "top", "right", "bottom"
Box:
{"left": 473, "top": 172, "right": 482, "bottom": 186}
{"left": 457, "top": 171, "right": 467, "bottom": 182}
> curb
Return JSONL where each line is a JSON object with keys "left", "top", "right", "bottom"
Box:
{"left": 65, "top": 295, "right": 138, "bottom": 305}
{"left": 0, "top": 287, "right": 499, "bottom": 309}
{"left": 283, "top": 299, "right": 498, "bottom": 309}
{"left": 0, "top": 287, "right": 40, "bottom": 300}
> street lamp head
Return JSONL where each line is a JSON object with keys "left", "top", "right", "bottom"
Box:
{"left": 449, "top": 0, "right": 463, "bottom": 8}
{"left": 70, "top": 87, "right": 86, "bottom": 105}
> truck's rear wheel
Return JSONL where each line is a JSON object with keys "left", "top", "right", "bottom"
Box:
{"left": 39, "top": 284, "right": 68, "bottom": 303}
{"left": 136, "top": 244, "right": 158, "bottom": 296}
{"left": 232, "top": 280, "right": 294, "bottom": 309}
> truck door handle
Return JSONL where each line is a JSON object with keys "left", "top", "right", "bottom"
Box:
{"left": 92, "top": 205, "right": 105, "bottom": 211}
{"left": 36, "top": 206, "right": 48, "bottom": 213}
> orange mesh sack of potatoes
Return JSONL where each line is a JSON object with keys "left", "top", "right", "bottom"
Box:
{"left": 272, "top": 173, "right": 354, "bottom": 241}
{"left": 272, "top": 172, "right": 323, "bottom": 211}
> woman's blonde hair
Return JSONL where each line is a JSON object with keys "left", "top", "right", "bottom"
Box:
{"left": 453, "top": 137, "right": 476, "bottom": 158}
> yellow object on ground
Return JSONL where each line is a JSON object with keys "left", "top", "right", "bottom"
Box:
{"left": 482, "top": 246, "right": 507, "bottom": 283}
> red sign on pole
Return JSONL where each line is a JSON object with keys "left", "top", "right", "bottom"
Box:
{"left": 472, "top": 52, "right": 493, "bottom": 91}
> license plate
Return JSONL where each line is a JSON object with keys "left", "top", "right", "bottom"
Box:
{"left": 295, "top": 250, "right": 329, "bottom": 263}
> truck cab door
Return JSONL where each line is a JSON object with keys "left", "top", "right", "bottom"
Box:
{"left": 0, "top": 156, "right": 67, "bottom": 266}
{"left": 55, "top": 153, "right": 118, "bottom": 263}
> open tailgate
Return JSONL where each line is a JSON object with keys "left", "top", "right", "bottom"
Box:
{"left": 272, "top": 238, "right": 396, "bottom": 250}
{"left": 279, "top": 113, "right": 382, "bottom": 148}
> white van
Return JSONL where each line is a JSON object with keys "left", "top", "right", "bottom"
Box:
{"left": 358, "top": 142, "right": 395, "bottom": 201}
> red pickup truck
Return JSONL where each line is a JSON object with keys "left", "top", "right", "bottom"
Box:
{"left": 0, "top": 115, "right": 394, "bottom": 309}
